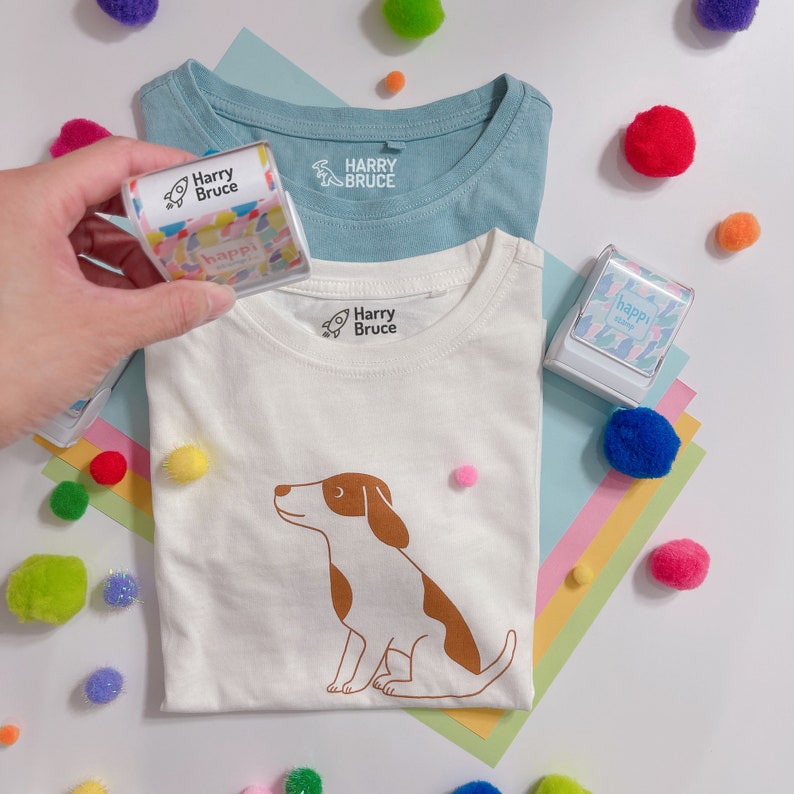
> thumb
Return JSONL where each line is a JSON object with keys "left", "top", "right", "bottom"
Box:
{"left": 108, "top": 280, "right": 236, "bottom": 350}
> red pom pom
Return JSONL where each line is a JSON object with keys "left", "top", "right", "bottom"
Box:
{"left": 50, "top": 118, "right": 113, "bottom": 158}
{"left": 89, "top": 451, "right": 128, "bottom": 485}
{"left": 624, "top": 105, "right": 696, "bottom": 177}
{"left": 650, "top": 538, "right": 710, "bottom": 590}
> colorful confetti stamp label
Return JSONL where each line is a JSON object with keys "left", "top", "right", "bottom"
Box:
{"left": 123, "top": 142, "right": 311, "bottom": 298}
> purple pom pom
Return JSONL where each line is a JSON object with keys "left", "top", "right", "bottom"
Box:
{"left": 84, "top": 667, "right": 124, "bottom": 705}
{"left": 695, "top": 0, "right": 759, "bottom": 32}
{"left": 102, "top": 570, "right": 140, "bottom": 609}
{"left": 96, "top": 0, "right": 158, "bottom": 26}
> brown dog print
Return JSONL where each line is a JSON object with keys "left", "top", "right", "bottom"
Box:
{"left": 273, "top": 472, "right": 516, "bottom": 699}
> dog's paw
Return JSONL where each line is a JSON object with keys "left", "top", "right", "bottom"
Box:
{"left": 372, "top": 673, "right": 399, "bottom": 691}
{"left": 328, "top": 679, "right": 366, "bottom": 694}
{"left": 376, "top": 678, "right": 410, "bottom": 697}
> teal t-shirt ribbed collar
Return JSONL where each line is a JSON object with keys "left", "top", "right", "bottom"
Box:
{"left": 140, "top": 60, "right": 552, "bottom": 260}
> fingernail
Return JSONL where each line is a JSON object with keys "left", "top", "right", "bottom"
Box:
{"left": 205, "top": 284, "right": 237, "bottom": 321}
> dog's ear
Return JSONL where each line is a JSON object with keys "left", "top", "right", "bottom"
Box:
{"left": 365, "top": 484, "right": 409, "bottom": 549}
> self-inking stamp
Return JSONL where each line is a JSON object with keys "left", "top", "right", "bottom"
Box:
{"left": 122, "top": 142, "right": 312, "bottom": 298}
{"left": 544, "top": 245, "right": 694, "bottom": 407}
{"left": 40, "top": 143, "right": 312, "bottom": 448}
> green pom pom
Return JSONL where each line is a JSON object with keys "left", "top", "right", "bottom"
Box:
{"left": 49, "top": 480, "right": 89, "bottom": 521}
{"left": 382, "top": 0, "right": 445, "bottom": 38}
{"left": 6, "top": 554, "right": 87, "bottom": 625}
{"left": 536, "top": 775, "right": 592, "bottom": 794}
{"left": 285, "top": 767, "right": 322, "bottom": 794}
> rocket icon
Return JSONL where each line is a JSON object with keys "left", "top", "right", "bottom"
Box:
{"left": 163, "top": 176, "right": 189, "bottom": 210}
{"left": 322, "top": 308, "right": 349, "bottom": 338}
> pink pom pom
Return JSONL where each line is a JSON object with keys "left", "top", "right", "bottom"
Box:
{"left": 454, "top": 465, "right": 478, "bottom": 488}
{"left": 650, "top": 538, "right": 710, "bottom": 590}
{"left": 50, "top": 118, "right": 113, "bottom": 158}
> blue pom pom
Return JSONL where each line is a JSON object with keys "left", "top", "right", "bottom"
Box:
{"left": 695, "top": 0, "right": 758, "bottom": 32}
{"left": 96, "top": 0, "right": 158, "bottom": 26}
{"left": 102, "top": 570, "right": 140, "bottom": 609}
{"left": 452, "top": 783, "right": 502, "bottom": 794}
{"left": 84, "top": 667, "right": 124, "bottom": 705}
{"left": 603, "top": 407, "right": 681, "bottom": 479}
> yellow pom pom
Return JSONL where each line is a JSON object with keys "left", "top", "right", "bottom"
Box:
{"left": 164, "top": 444, "right": 209, "bottom": 483}
{"left": 71, "top": 780, "right": 108, "bottom": 794}
{"left": 571, "top": 564, "right": 594, "bottom": 586}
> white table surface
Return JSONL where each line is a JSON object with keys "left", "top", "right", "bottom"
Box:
{"left": 1, "top": 2, "right": 792, "bottom": 792}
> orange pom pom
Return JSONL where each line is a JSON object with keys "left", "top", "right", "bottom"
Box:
{"left": 0, "top": 724, "right": 20, "bottom": 746}
{"left": 384, "top": 70, "right": 406, "bottom": 94}
{"left": 716, "top": 212, "right": 761, "bottom": 252}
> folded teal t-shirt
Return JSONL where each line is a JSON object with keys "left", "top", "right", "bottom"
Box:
{"left": 139, "top": 60, "right": 552, "bottom": 261}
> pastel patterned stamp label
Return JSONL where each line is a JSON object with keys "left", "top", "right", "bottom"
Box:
{"left": 605, "top": 289, "right": 659, "bottom": 341}
{"left": 572, "top": 251, "right": 693, "bottom": 376}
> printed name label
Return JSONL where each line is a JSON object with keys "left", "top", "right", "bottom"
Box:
{"left": 313, "top": 157, "right": 399, "bottom": 189}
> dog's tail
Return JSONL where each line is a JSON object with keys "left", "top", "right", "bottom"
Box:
{"left": 476, "top": 629, "right": 517, "bottom": 685}
{"left": 450, "top": 629, "right": 517, "bottom": 699}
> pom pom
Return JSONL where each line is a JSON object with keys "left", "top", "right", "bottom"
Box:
{"left": 650, "top": 538, "right": 710, "bottom": 590}
{"left": 285, "top": 767, "right": 322, "bottom": 794}
{"left": 6, "top": 554, "right": 87, "bottom": 625}
{"left": 603, "top": 407, "right": 681, "bottom": 479}
{"left": 624, "top": 105, "right": 696, "bottom": 177}
{"left": 716, "top": 211, "right": 761, "bottom": 252}
{"left": 536, "top": 774, "right": 592, "bottom": 794}
{"left": 571, "top": 564, "right": 594, "bottom": 586}
{"left": 102, "top": 570, "right": 140, "bottom": 609}
{"left": 695, "top": 0, "right": 759, "bottom": 31}
{"left": 241, "top": 788, "right": 271, "bottom": 794}
{"left": 384, "top": 70, "right": 406, "bottom": 94}
{"left": 452, "top": 783, "right": 502, "bottom": 794}
{"left": 50, "top": 119, "right": 112, "bottom": 158}
{"left": 0, "top": 724, "right": 20, "bottom": 746}
{"left": 89, "top": 450, "right": 128, "bottom": 485}
{"left": 382, "top": 0, "right": 445, "bottom": 39}
{"left": 49, "top": 480, "right": 90, "bottom": 521}
{"left": 96, "top": 0, "right": 158, "bottom": 26}
{"left": 454, "top": 464, "right": 479, "bottom": 487}
{"left": 164, "top": 444, "right": 209, "bottom": 483}
{"left": 70, "top": 780, "right": 108, "bottom": 794}
{"left": 84, "top": 667, "right": 124, "bottom": 705}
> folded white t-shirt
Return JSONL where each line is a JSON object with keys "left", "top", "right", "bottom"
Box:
{"left": 146, "top": 228, "right": 543, "bottom": 712}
